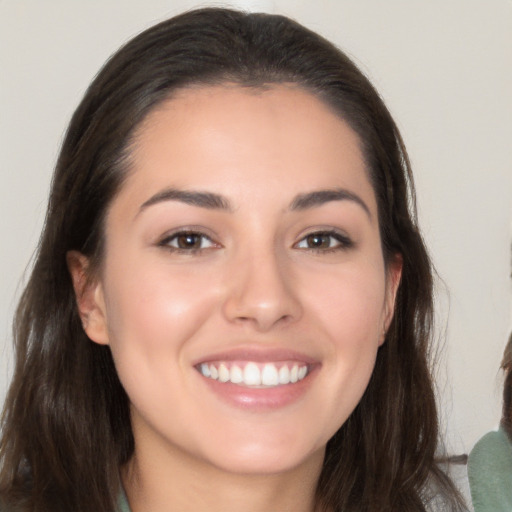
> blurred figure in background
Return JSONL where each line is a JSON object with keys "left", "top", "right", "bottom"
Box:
{"left": 469, "top": 331, "right": 512, "bottom": 511}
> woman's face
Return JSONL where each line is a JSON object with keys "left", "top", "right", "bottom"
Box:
{"left": 74, "top": 84, "right": 401, "bottom": 476}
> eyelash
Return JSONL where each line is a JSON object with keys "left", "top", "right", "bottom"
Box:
{"left": 158, "top": 229, "right": 353, "bottom": 255}
{"left": 294, "top": 230, "right": 354, "bottom": 253}
{"left": 158, "top": 231, "right": 218, "bottom": 254}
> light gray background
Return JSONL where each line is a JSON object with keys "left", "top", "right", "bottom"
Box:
{"left": 1, "top": 0, "right": 511, "bottom": 457}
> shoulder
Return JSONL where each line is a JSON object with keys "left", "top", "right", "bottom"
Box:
{"left": 468, "top": 428, "right": 512, "bottom": 512}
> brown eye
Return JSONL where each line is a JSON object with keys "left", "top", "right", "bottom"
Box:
{"left": 295, "top": 231, "right": 353, "bottom": 251}
{"left": 160, "top": 231, "right": 216, "bottom": 251}
{"left": 176, "top": 233, "right": 203, "bottom": 249}
{"left": 305, "top": 233, "right": 332, "bottom": 249}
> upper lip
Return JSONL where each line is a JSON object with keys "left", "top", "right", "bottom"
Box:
{"left": 192, "top": 346, "right": 319, "bottom": 366}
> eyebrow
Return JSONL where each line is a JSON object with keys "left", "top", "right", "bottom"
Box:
{"left": 138, "top": 186, "right": 371, "bottom": 218}
{"left": 139, "top": 189, "right": 233, "bottom": 212}
{"left": 290, "top": 188, "right": 371, "bottom": 218}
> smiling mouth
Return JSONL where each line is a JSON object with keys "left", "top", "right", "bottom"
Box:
{"left": 197, "top": 361, "right": 310, "bottom": 388}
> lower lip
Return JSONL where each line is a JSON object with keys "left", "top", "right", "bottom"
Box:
{"left": 197, "top": 367, "right": 318, "bottom": 411}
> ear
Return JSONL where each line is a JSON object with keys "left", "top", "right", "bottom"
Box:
{"left": 379, "top": 253, "right": 403, "bottom": 345}
{"left": 66, "top": 250, "right": 109, "bottom": 345}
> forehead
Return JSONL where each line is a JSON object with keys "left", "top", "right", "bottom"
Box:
{"left": 120, "top": 84, "right": 375, "bottom": 213}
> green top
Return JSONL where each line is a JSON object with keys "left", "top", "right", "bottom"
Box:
{"left": 468, "top": 427, "right": 512, "bottom": 512}
{"left": 117, "top": 489, "right": 131, "bottom": 512}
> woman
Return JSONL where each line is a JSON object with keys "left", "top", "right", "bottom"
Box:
{"left": 0, "top": 7, "right": 466, "bottom": 512}
{"left": 468, "top": 332, "right": 512, "bottom": 511}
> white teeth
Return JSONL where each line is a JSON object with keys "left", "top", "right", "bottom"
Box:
{"left": 200, "top": 363, "right": 211, "bottom": 378}
{"left": 198, "top": 361, "right": 309, "bottom": 387}
{"left": 278, "top": 365, "right": 290, "bottom": 384}
{"left": 218, "top": 363, "right": 230, "bottom": 383}
{"left": 261, "top": 363, "right": 279, "bottom": 386}
{"left": 230, "top": 364, "right": 243, "bottom": 384}
{"left": 243, "top": 362, "right": 261, "bottom": 386}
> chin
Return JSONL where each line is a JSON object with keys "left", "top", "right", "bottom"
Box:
{"left": 197, "top": 434, "right": 327, "bottom": 476}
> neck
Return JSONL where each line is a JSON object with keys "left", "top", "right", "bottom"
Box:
{"left": 122, "top": 438, "right": 324, "bottom": 512}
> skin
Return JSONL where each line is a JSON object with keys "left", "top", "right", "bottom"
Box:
{"left": 69, "top": 84, "right": 402, "bottom": 512}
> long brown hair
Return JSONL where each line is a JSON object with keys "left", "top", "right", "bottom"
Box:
{"left": 0, "top": 8, "right": 465, "bottom": 511}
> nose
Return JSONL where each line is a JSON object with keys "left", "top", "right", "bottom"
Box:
{"left": 222, "top": 249, "right": 303, "bottom": 332}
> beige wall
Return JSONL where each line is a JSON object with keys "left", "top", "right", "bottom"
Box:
{"left": 1, "top": 0, "right": 511, "bottom": 455}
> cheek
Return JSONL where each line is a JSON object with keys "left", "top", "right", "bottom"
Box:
{"left": 101, "top": 259, "right": 220, "bottom": 369}
{"left": 100, "top": 260, "right": 224, "bottom": 433}
{"left": 305, "top": 263, "right": 387, "bottom": 343}
{"left": 300, "top": 263, "right": 386, "bottom": 416}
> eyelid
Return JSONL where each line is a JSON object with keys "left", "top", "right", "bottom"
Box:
{"left": 157, "top": 226, "right": 222, "bottom": 252}
{"left": 294, "top": 228, "right": 354, "bottom": 251}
